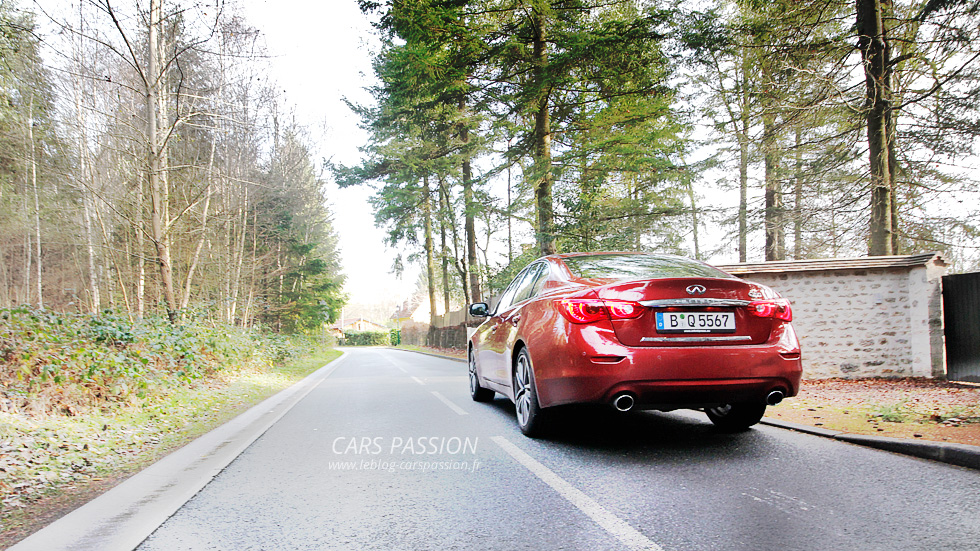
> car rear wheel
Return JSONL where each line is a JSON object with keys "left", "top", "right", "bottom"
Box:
{"left": 469, "top": 348, "right": 495, "bottom": 402}
{"left": 513, "top": 347, "right": 547, "bottom": 437}
{"left": 705, "top": 402, "right": 767, "bottom": 432}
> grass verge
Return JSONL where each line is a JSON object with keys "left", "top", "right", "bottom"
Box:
{"left": 0, "top": 348, "right": 342, "bottom": 548}
{"left": 394, "top": 344, "right": 465, "bottom": 360}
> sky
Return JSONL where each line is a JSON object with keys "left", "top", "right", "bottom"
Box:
{"left": 240, "top": 0, "right": 421, "bottom": 309}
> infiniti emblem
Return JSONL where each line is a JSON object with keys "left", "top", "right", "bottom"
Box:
{"left": 686, "top": 285, "right": 707, "bottom": 295}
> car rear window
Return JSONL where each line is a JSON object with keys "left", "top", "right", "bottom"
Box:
{"left": 561, "top": 254, "right": 735, "bottom": 280}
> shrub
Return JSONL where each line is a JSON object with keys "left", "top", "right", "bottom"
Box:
{"left": 343, "top": 330, "right": 391, "bottom": 346}
{"left": 0, "top": 308, "right": 334, "bottom": 416}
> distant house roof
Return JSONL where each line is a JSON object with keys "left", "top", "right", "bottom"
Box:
{"left": 341, "top": 318, "right": 387, "bottom": 332}
{"left": 716, "top": 253, "right": 946, "bottom": 275}
{"left": 391, "top": 298, "right": 421, "bottom": 321}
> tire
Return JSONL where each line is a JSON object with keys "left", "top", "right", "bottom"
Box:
{"left": 469, "top": 348, "right": 495, "bottom": 402}
{"left": 705, "top": 402, "right": 767, "bottom": 432}
{"left": 513, "top": 347, "right": 548, "bottom": 437}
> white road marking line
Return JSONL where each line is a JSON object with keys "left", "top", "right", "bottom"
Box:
{"left": 411, "top": 376, "right": 426, "bottom": 386}
{"left": 431, "top": 391, "right": 468, "bottom": 415}
{"left": 492, "top": 436, "right": 665, "bottom": 551}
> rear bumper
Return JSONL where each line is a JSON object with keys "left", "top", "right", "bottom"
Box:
{"left": 530, "top": 323, "right": 802, "bottom": 409}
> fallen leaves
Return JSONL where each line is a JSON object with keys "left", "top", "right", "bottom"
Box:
{"left": 769, "top": 378, "right": 980, "bottom": 446}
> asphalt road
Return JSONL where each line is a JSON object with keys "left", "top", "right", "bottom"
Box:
{"left": 136, "top": 348, "right": 980, "bottom": 551}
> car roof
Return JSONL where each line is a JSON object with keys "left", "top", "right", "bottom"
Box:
{"left": 539, "top": 252, "right": 731, "bottom": 281}
{"left": 546, "top": 251, "right": 692, "bottom": 262}
{"left": 551, "top": 251, "right": 643, "bottom": 258}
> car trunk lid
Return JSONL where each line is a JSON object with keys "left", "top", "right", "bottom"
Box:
{"left": 594, "top": 278, "right": 776, "bottom": 346}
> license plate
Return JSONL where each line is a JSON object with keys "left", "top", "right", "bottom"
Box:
{"left": 656, "top": 311, "right": 735, "bottom": 333}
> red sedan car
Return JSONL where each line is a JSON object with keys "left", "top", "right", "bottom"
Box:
{"left": 467, "top": 252, "right": 802, "bottom": 437}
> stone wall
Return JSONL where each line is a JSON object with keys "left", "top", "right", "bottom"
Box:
{"left": 718, "top": 253, "right": 947, "bottom": 379}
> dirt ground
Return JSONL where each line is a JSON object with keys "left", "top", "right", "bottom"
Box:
{"left": 765, "top": 378, "right": 980, "bottom": 447}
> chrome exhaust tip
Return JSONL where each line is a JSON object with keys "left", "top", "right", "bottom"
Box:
{"left": 612, "top": 393, "right": 635, "bottom": 412}
{"left": 766, "top": 390, "right": 785, "bottom": 406}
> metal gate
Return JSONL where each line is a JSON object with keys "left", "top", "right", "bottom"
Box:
{"left": 943, "top": 272, "right": 980, "bottom": 382}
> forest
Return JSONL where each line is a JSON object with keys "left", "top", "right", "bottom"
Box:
{"left": 0, "top": 0, "right": 345, "bottom": 330}
{"left": 339, "top": 0, "right": 980, "bottom": 320}
{"left": 0, "top": 0, "right": 978, "bottom": 326}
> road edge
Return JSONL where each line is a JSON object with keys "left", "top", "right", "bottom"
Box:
{"left": 760, "top": 417, "right": 980, "bottom": 470}
{"left": 393, "top": 346, "right": 466, "bottom": 363}
{"left": 8, "top": 351, "right": 349, "bottom": 551}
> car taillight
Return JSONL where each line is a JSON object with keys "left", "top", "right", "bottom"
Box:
{"left": 555, "top": 299, "right": 644, "bottom": 324}
{"left": 747, "top": 298, "right": 793, "bottom": 322}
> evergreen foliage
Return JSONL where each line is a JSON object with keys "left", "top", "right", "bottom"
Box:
{"left": 346, "top": 0, "right": 689, "bottom": 305}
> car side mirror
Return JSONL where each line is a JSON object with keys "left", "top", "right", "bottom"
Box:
{"left": 469, "top": 302, "right": 490, "bottom": 317}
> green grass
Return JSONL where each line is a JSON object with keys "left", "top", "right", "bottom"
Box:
{"left": 864, "top": 400, "right": 979, "bottom": 425}
{"left": 869, "top": 400, "right": 914, "bottom": 423}
{"left": 0, "top": 348, "right": 342, "bottom": 544}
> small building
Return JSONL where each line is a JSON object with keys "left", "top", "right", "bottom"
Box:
{"left": 717, "top": 253, "right": 947, "bottom": 379}
{"left": 339, "top": 318, "right": 388, "bottom": 333}
{"left": 391, "top": 298, "right": 451, "bottom": 325}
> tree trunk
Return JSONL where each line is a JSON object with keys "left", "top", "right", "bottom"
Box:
{"left": 23, "top": 198, "right": 30, "bottom": 305}
{"left": 463, "top": 161, "right": 480, "bottom": 303}
{"left": 229, "top": 187, "right": 248, "bottom": 323}
{"left": 857, "top": 0, "right": 894, "bottom": 256}
{"left": 887, "top": 106, "right": 900, "bottom": 254}
{"left": 458, "top": 97, "right": 482, "bottom": 302}
{"left": 531, "top": 6, "right": 556, "bottom": 256}
{"left": 27, "top": 95, "right": 42, "bottom": 308}
{"left": 148, "top": 0, "right": 178, "bottom": 322}
{"left": 793, "top": 127, "right": 804, "bottom": 260}
{"left": 422, "top": 176, "right": 438, "bottom": 327}
{"left": 507, "top": 139, "right": 513, "bottom": 263}
{"left": 22, "top": 195, "right": 30, "bottom": 305}
{"left": 243, "top": 209, "right": 259, "bottom": 328}
{"left": 180, "top": 184, "right": 211, "bottom": 310}
{"left": 72, "top": 32, "right": 101, "bottom": 312}
{"left": 181, "top": 124, "right": 216, "bottom": 311}
{"left": 77, "top": 120, "right": 100, "bottom": 313}
{"left": 136, "top": 171, "right": 145, "bottom": 319}
{"left": 95, "top": 205, "right": 132, "bottom": 318}
{"left": 738, "top": 49, "right": 750, "bottom": 263}
{"left": 82, "top": 188, "right": 101, "bottom": 313}
{"left": 681, "top": 158, "right": 701, "bottom": 260}
{"left": 440, "top": 180, "right": 469, "bottom": 303}
{"left": 763, "top": 112, "right": 784, "bottom": 261}
{"left": 438, "top": 177, "right": 451, "bottom": 313}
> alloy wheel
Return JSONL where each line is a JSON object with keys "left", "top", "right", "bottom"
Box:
{"left": 468, "top": 350, "right": 478, "bottom": 395}
{"left": 514, "top": 352, "right": 532, "bottom": 428}
{"left": 468, "top": 348, "right": 494, "bottom": 402}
